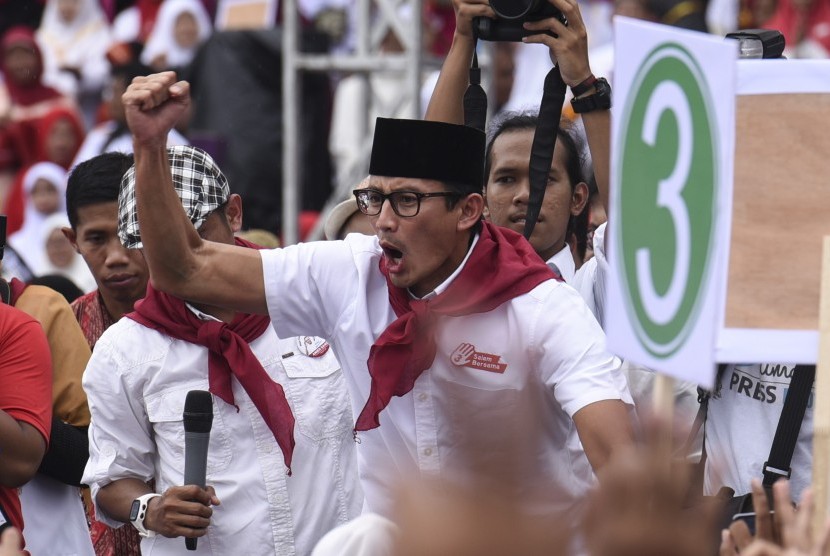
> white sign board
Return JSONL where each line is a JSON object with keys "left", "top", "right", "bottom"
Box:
{"left": 606, "top": 18, "right": 737, "bottom": 389}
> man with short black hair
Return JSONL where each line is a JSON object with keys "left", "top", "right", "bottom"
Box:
{"left": 65, "top": 152, "right": 149, "bottom": 349}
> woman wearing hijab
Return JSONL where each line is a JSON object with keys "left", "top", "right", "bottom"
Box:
{"left": 140, "top": 0, "right": 212, "bottom": 72}
{"left": 0, "top": 26, "right": 74, "bottom": 123}
{"left": 36, "top": 212, "right": 97, "bottom": 293}
{"left": 7, "top": 161, "right": 68, "bottom": 272}
{"left": 3, "top": 105, "right": 84, "bottom": 235}
{"left": 0, "top": 27, "right": 76, "bottom": 199}
{"left": 36, "top": 0, "right": 113, "bottom": 127}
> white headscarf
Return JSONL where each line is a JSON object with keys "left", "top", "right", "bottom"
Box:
{"left": 37, "top": 0, "right": 113, "bottom": 96}
{"left": 141, "top": 0, "right": 213, "bottom": 70}
{"left": 8, "top": 162, "right": 68, "bottom": 271}
{"left": 34, "top": 212, "right": 97, "bottom": 293}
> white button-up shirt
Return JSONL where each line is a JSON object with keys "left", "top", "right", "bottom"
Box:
{"left": 261, "top": 233, "right": 632, "bottom": 518}
{"left": 82, "top": 309, "right": 362, "bottom": 556}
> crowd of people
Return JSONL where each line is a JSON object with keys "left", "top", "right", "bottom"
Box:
{"left": 0, "top": 0, "right": 828, "bottom": 555}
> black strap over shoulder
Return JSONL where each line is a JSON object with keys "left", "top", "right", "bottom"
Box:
{"left": 690, "top": 362, "right": 813, "bottom": 484}
{"left": 762, "top": 364, "right": 815, "bottom": 486}
{"left": 523, "top": 67, "right": 566, "bottom": 240}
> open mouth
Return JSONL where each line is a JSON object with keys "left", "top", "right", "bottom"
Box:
{"left": 381, "top": 243, "right": 404, "bottom": 272}
{"left": 382, "top": 246, "right": 403, "bottom": 261}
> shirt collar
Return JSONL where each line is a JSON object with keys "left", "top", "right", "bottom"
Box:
{"left": 547, "top": 244, "right": 576, "bottom": 282}
{"left": 411, "top": 232, "right": 481, "bottom": 300}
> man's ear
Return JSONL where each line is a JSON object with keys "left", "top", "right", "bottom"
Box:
{"left": 61, "top": 226, "right": 80, "bottom": 254}
{"left": 458, "top": 193, "right": 485, "bottom": 232}
{"left": 224, "top": 194, "right": 244, "bottom": 233}
{"left": 571, "top": 182, "right": 590, "bottom": 216}
{"left": 482, "top": 191, "right": 491, "bottom": 220}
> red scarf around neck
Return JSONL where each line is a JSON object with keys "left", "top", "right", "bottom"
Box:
{"left": 128, "top": 238, "right": 296, "bottom": 473}
{"left": 354, "top": 221, "right": 559, "bottom": 431}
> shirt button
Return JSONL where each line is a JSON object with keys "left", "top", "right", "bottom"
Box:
{"left": 418, "top": 393, "right": 428, "bottom": 402}
{"left": 423, "top": 448, "right": 433, "bottom": 456}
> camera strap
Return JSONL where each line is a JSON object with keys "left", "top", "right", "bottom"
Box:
{"left": 462, "top": 53, "right": 567, "bottom": 240}
{"left": 464, "top": 48, "right": 487, "bottom": 133}
{"left": 523, "top": 66, "right": 566, "bottom": 239}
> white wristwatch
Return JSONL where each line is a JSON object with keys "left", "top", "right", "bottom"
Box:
{"left": 129, "top": 493, "right": 161, "bottom": 537}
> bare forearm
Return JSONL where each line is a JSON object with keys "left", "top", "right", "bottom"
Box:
{"left": 573, "top": 399, "right": 634, "bottom": 472}
{"left": 0, "top": 413, "right": 46, "bottom": 487}
{"left": 97, "top": 478, "right": 153, "bottom": 523}
{"left": 582, "top": 109, "right": 611, "bottom": 214}
{"left": 123, "top": 73, "right": 271, "bottom": 315}
{"left": 99, "top": 480, "right": 218, "bottom": 538}
{"left": 424, "top": 32, "right": 476, "bottom": 124}
{"left": 133, "top": 143, "right": 204, "bottom": 295}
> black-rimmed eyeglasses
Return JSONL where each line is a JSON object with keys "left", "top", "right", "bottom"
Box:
{"left": 353, "top": 188, "right": 462, "bottom": 218}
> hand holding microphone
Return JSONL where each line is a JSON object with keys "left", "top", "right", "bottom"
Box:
{"left": 131, "top": 391, "right": 220, "bottom": 542}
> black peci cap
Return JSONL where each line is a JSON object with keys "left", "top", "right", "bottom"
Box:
{"left": 369, "top": 118, "right": 485, "bottom": 193}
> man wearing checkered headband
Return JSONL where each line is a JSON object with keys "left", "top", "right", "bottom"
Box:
{"left": 81, "top": 144, "right": 362, "bottom": 554}
{"left": 122, "top": 72, "right": 633, "bottom": 533}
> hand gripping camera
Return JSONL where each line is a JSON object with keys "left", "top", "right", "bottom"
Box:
{"left": 473, "top": 0, "right": 566, "bottom": 42}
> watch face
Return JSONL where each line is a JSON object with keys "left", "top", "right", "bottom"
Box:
{"left": 129, "top": 499, "right": 141, "bottom": 522}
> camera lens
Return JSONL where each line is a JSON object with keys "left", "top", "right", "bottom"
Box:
{"left": 489, "top": 0, "right": 538, "bottom": 19}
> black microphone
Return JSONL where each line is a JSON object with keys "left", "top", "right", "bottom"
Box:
{"left": 183, "top": 390, "right": 213, "bottom": 551}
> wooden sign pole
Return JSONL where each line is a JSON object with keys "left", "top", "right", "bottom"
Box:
{"left": 811, "top": 236, "right": 830, "bottom": 542}
{"left": 652, "top": 373, "right": 676, "bottom": 455}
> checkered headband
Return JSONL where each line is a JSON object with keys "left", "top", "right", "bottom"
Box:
{"left": 118, "top": 146, "right": 230, "bottom": 249}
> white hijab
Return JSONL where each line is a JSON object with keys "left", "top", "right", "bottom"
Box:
{"left": 141, "top": 0, "right": 213, "bottom": 70}
{"left": 34, "top": 212, "right": 97, "bottom": 293}
{"left": 37, "top": 0, "right": 112, "bottom": 95}
{"left": 8, "top": 162, "right": 68, "bottom": 272}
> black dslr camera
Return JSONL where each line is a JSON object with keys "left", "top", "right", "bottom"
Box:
{"left": 473, "top": 0, "right": 566, "bottom": 42}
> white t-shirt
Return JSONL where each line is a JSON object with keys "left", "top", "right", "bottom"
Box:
{"left": 82, "top": 311, "right": 362, "bottom": 555}
{"left": 704, "top": 363, "right": 814, "bottom": 501}
{"left": 260, "top": 232, "right": 632, "bottom": 517}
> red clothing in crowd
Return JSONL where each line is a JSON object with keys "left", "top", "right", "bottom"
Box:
{"left": 4, "top": 106, "right": 84, "bottom": 236}
{"left": 764, "top": 0, "right": 830, "bottom": 54}
{"left": 0, "top": 302, "right": 52, "bottom": 534}
{"left": 0, "top": 27, "right": 76, "bottom": 175}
